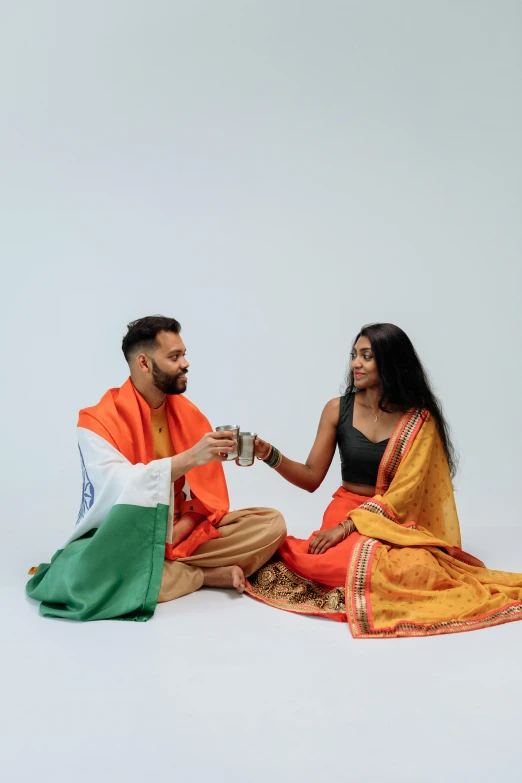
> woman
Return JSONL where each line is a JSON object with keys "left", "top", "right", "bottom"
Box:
{"left": 247, "top": 323, "right": 522, "bottom": 638}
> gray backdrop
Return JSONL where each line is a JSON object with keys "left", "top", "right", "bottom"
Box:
{"left": 2, "top": 3, "right": 522, "bottom": 783}
{"left": 2, "top": 1, "right": 520, "bottom": 565}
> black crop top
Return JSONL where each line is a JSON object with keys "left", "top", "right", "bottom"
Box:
{"left": 337, "top": 394, "right": 389, "bottom": 486}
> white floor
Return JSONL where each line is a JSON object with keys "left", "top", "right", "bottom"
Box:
{"left": 2, "top": 526, "right": 522, "bottom": 783}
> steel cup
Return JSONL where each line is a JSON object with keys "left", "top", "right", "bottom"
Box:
{"left": 215, "top": 424, "right": 240, "bottom": 460}
{"left": 236, "top": 432, "right": 257, "bottom": 467}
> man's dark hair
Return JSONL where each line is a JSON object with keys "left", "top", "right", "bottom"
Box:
{"left": 121, "top": 315, "right": 182, "bottom": 362}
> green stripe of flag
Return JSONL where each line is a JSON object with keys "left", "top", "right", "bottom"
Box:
{"left": 26, "top": 503, "right": 169, "bottom": 621}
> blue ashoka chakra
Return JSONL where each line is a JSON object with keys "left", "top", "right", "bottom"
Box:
{"left": 76, "top": 445, "right": 95, "bottom": 524}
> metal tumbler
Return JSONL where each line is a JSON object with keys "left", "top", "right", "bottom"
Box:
{"left": 236, "top": 432, "right": 257, "bottom": 467}
{"left": 215, "top": 424, "right": 240, "bottom": 460}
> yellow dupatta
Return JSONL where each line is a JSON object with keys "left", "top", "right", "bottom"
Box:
{"left": 346, "top": 410, "right": 522, "bottom": 637}
{"left": 349, "top": 409, "right": 462, "bottom": 548}
{"left": 247, "top": 407, "right": 522, "bottom": 637}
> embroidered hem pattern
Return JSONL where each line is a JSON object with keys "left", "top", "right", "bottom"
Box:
{"left": 376, "top": 408, "right": 425, "bottom": 494}
{"left": 346, "top": 536, "right": 522, "bottom": 638}
{"left": 245, "top": 559, "right": 346, "bottom": 616}
{"left": 357, "top": 499, "right": 397, "bottom": 523}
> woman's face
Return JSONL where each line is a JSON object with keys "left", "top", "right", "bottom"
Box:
{"left": 350, "top": 336, "right": 380, "bottom": 390}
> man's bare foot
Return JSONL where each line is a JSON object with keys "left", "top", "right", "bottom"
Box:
{"left": 201, "top": 565, "right": 245, "bottom": 594}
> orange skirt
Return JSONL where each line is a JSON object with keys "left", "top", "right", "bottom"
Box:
{"left": 247, "top": 486, "right": 522, "bottom": 636}
{"left": 279, "top": 487, "right": 365, "bottom": 591}
{"left": 245, "top": 487, "right": 365, "bottom": 622}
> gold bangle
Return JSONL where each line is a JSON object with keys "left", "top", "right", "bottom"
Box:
{"left": 339, "top": 519, "right": 354, "bottom": 540}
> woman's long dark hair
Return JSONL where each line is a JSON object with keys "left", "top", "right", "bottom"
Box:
{"left": 345, "top": 323, "right": 458, "bottom": 477}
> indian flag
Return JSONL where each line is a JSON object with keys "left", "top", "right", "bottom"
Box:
{"left": 26, "top": 427, "right": 172, "bottom": 621}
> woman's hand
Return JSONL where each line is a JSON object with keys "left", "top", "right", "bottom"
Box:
{"left": 308, "top": 524, "right": 345, "bottom": 555}
{"left": 254, "top": 436, "right": 272, "bottom": 461}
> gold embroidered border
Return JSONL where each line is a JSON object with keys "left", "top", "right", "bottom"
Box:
{"left": 377, "top": 408, "right": 425, "bottom": 494}
{"left": 441, "top": 546, "right": 485, "bottom": 568}
{"left": 245, "top": 560, "right": 345, "bottom": 615}
{"left": 358, "top": 500, "right": 396, "bottom": 523}
{"left": 352, "top": 602, "right": 522, "bottom": 638}
{"left": 347, "top": 539, "right": 522, "bottom": 638}
{"left": 346, "top": 536, "right": 377, "bottom": 636}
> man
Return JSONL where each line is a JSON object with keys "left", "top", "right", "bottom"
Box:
{"left": 27, "top": 316, "right": 286, "bottom": 621}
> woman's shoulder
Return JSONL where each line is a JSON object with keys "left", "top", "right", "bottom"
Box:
{"left": 322, "top": 396, "right": 341, "bottom": 424}
{"left": 323, "top": 395, "right": 356, "bottom": 429}
{"left": 336, "top": 392, "right": 355, "bottom": 418}
{"left": 325, "top": 396, "right": 341, "bottom": 409}
{"left": 410, "top": 408, "right": 438, "bottom": 445}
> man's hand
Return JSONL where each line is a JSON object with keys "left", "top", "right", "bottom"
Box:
{"left": 170, "top": 431, "right": 238, "bottom": 482}
{"left": 308, "top": 525, "right": 345, "bottom": 555}
{"left": 189, "top": 431, "right": 237, "bottom": 467}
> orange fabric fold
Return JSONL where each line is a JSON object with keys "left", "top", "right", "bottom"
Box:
{"left": 78, "top": 378, "right": 230, "bottom": 559}
{"left": 165, "top": 520, "right": 222, "bottom": 559}
{"left": 279, "top": 487, "right": 367, "bottom": 591}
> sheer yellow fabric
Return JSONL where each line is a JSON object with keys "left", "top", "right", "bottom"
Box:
{"left": 247, "top": 409, "right": 522, "bottom": 637}
{"left": 347, "top": 414, "right": 522, "bottom": 637}
{"left": 350, "top": 414, "right": 461, "bottom": 548}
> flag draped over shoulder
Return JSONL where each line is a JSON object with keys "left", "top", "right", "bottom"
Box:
{"left": 26, "top": 379, "right": 229, "bottom": 621}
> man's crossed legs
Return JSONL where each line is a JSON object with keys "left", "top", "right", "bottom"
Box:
{"left": 158, "top": 507, "right": 286, "bottom": 601}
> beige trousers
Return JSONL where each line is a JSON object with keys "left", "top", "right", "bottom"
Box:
{"left": 158, "top": 506, "right": 286, "bottom": 602}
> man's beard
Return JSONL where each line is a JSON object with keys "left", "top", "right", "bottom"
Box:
{"left": 151, "top": 359, "right": 187, "bottom": 395}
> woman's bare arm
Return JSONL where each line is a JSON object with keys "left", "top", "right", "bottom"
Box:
{"left": 255, "top": 398, "right": 340, "bottom": 492}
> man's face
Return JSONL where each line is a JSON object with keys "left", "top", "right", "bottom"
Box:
{"left": 148, "top": 331, "right": 189, "bottom": 395}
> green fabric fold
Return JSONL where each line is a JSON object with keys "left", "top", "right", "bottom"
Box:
{"left": 26, "top": 503, "right": 169, "bottom": 621}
